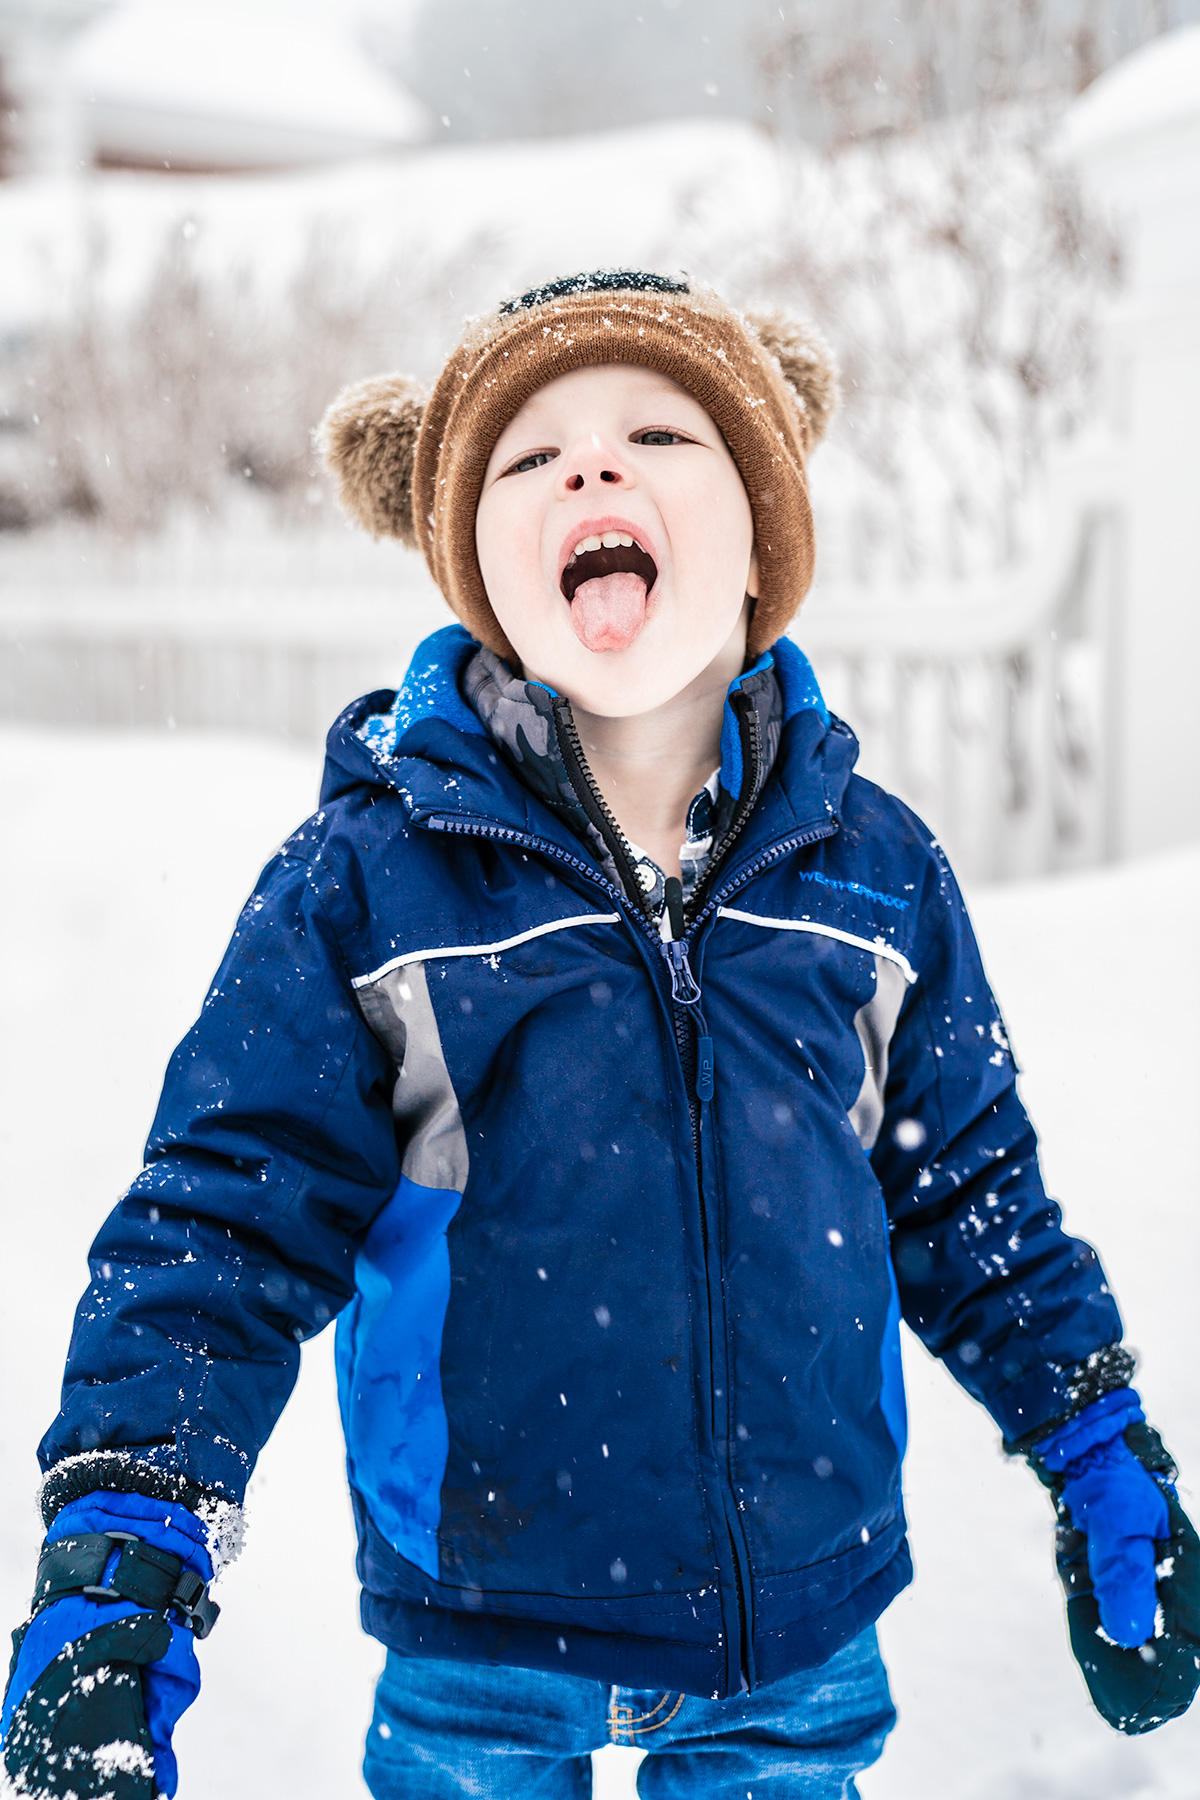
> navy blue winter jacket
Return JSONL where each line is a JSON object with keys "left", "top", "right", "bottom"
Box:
{"left": 39, "top": 625, "right": 1124, "bottom": 1699}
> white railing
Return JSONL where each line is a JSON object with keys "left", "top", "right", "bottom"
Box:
{"left": 799, "top": 504, "right": 1122, "bottom": 882}
{"left": 0, "top": 583, "right": 449, "bottom": 743}
{"left": 0, "top": 504, "right": 1121, "bottom": 882}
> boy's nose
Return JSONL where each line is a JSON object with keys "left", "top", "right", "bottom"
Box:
{"left": 558, "top": 433, "right": 631, "bottom": 494}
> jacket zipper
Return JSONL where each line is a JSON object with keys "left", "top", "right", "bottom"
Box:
{"left": 551, "top": 698, "right": 656, "bottom": 925}
{"left": 416, "top": 712, "right": 839, "bottom": 1695}
{"left": 685, "top": 689, "right": 760, "bottom": 928}
{"left": 659, "top": 834, "right": 844, "bottom": 1694}
{"left": 551, "top": 696, "right": 719, "bottom": 1187}
{"left": 579, "top": 684, "right": 762, "bottom": 1693}
{"left": 661, "top": 922, "right": 754, "bottom": 1687}
{"left": 660, "top": 693, "right": 763, "bottom": 1694}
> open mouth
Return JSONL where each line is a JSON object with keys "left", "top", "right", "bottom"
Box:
{"left": 560, "top": 531, "right": 658, "bottom": 602}
{"left": 560, "top": 530, "right": 660, "bottom": 654}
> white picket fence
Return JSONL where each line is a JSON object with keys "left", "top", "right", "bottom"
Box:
{"left": 0, "top": 504, "right": 1121, "bottom": 883}
{"left": 0, "top": 582, "right": 448, "bottom": 742}
{"left": 801, "top": 503, "right": 1122, "bottom": 882}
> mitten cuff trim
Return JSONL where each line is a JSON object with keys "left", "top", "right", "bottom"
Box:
{"left": 1034, "top": 1388, "right": 1145, "bottom": 1474}
{"left": 39, "top": 1453, "right": 244, "bottom": 1570}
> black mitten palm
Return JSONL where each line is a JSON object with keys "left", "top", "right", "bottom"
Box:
{"left": 4, "top": 1613, "right": 170, "bottom": 1799}
{"left": 1030, "top": 1392, "right": 1200, "bottom": 1734}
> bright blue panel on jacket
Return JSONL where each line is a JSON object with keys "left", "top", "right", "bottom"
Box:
{"left": 336, "top": 1175, "right": 463, "bottom": 1580}
{"left": 879, "top": 1244, "right": 908, "bottom": 1461}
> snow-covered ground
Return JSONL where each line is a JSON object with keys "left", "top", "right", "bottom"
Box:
{"left": 1, "top": 721, "right": 1197, "bottom": 1799}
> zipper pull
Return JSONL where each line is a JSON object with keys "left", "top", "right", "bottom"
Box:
{"left": 661, "top": 877, "right": 702, "bottom": 1003}
{"left": 664, "top": 876, "right": 686, "bottom": 943}
{"left": 662, "top": 939, "right": 702, "bottom": 1006}
{"left": 661, "top": 877, "right": 703, "bottom": 1004}
{"left": 660, "top": 878, "right": 712, "bottom": 1097}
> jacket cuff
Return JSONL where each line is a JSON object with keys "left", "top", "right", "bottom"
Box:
{"left": 999, "top": 1343, "right": 1137, "bottom": 1455}
{"left": 39, "top": 1452, "right": 244, "bottom": 1570}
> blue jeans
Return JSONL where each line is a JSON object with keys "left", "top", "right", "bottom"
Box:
{"left": 363, "top": 1627, "right": 895, "bottom": 1799}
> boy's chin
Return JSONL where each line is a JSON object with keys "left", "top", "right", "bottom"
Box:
{"left": 540, "top": 638, "right": 719, "bottom": 720}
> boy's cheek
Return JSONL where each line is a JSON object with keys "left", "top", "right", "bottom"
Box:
{"left": 477, "top": 500, "right": 554, "bottom": 587}
{"left": 476, "top": 545, "right": 541, "bottom": 627}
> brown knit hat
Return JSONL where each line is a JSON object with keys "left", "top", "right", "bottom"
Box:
{"left": 318, "top": 271, "right": 839, "bottom": 661}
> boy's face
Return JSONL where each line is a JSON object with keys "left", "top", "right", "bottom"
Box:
{"left": 475, "top": 364, "right": 757, "bottom": 716}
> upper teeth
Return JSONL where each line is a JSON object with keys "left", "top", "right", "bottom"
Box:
{"left": 570, "top": 531, "right": 636, "bottom": 561}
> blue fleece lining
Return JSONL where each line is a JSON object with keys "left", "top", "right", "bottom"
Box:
{"left": 358, "top": 625, "right": 487, "bottom": 759}
{"left": 719, "top": 650, "right": 770, "bottom": 799}
{"left": 718, "top": 638, "right": 829, "bottom": 801}
{"left": 774, "top": 637, "right": 831, "bottom": 729}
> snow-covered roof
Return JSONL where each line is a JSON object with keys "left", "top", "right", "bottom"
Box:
{"left": 1064, "top": 23, "right": 1200, "bottom": 160}
{"left": 63, "top": 0, "right": 428, "bottom": 170}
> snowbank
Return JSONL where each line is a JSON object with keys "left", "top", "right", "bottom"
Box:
{"left": 1063, "top": 24, "right": 1200, "bottom": 161}
{"left": 0, "top": 116, "right": 777, "bottom": 327}
{"left": 1, "top": 725, "right": 1197, "bottom": 1797}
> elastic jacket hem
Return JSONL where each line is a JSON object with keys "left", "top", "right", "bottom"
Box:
{"left": 359, "top": 1534, "right": 913, "bottom": 1698}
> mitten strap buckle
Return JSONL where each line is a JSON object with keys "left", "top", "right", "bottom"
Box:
{"left": 31, "top": 1531, "right": 220, "bottom": 1639}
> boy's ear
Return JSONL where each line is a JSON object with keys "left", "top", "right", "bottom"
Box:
{"left": 743, "top": 312, "right": 840, "bottom": 453}
{"left": 317, "top": 375, "right": 427, "bottom": 549}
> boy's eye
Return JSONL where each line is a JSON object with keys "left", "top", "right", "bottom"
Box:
{"left": 506, "top": 450, "right": 556, "bottom": 475}
{"left": 633, "top": 429, "right": 688, "bottom": 447}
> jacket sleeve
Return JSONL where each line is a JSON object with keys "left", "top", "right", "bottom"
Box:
{"left": 38, "top": 835, "right": 401, "bottom": 1513}
{"left": 869, "top": 826, "right": 1126, "bottom": 1446}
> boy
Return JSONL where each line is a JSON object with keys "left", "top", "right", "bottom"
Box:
{"left": 4, "top": 270, "right": 1198, "bottom": 1800}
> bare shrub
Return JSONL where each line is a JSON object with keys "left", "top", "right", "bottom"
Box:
{"left": 722, "top": 0, "right": 1134, "bottom": 583}
{"left": 752, "top": 0, "right": 1198, "bottom": 145}
{"left": 743, "top": 130, "right": 1110, "bottom": 576}
{"left": 12, "top": 217, "right": 494, "bottom": 535}
{"left": 0, "top": 56, "right": 19, "bottom": 179}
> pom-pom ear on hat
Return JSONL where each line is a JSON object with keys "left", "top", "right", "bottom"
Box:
{"left": 317, "top": 374, "right": 427, "bottom": 549}
{"left": 744, "top": 312, "right": 840, "bottom": 453}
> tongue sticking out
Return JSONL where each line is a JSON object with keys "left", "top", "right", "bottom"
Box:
{"left": 570, "top": 572, "right": 649, "bottom": 652}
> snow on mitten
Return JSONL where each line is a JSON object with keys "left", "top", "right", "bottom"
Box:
{"left": 4, "top": 1611, "right": 169, "bottom": 1799}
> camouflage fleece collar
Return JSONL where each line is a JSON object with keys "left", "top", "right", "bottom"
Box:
{"left": 460, "top": 646, "right": 627, "bottom": 893}
{"left": 461, "top": 645, "right": 785, "bottom": 911}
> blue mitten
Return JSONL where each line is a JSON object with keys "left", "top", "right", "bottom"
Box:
{"left": 1029, "top": 1388, "right": 1200, "bottom": 1733}
{"left": 2, "top": 1490, "right": 217, "bottom": 1798}
{"left": 1036, "top": 1390, "right": 1168, "bottom": 1647}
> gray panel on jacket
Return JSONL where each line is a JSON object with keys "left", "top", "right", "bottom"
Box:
{"left": 357, "top": 962, "right": 470, "bottom": 1193}
{"left": 847, "top": 954, "right": 909, "bottom": 1153}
